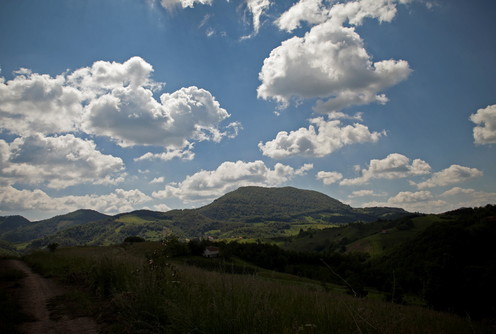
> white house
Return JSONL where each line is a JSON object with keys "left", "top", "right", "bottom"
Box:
{"left": 203, "top": 246, "right": 220, "bottom": 258}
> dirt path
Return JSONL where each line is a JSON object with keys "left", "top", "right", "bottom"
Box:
{"left": 2, "top": 259, "right": 99, "bottom": 334}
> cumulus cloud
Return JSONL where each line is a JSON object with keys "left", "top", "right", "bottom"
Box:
{"left": 340, "top": 153, "right": 431, "bottom": 186}
{"left": 0, "top": 134, "right": 124, "bottom": 189}
{"left": 83, "top": 85, "right": 232, "bottom": 149}
{"left": 0, "top": 186, "right": 151, "bottom": 215}
{"left": 327, "top": 0, "right": 411, "bottom": 27}
{"left": 413, "top": 165, "right": 483, "bottom": 189}
{"left": 259, "top": 117, "right": 383, "bottom": 158}
{"left": 389, "top": 190, "right": 433, "bottom": 203}
{"left": 276, "top": 0, "right": 411, "bottom": 33}
{"left": 275, "top": 0, "right": 328, "bottom": 32}
{"left": 260, "top": 0, "right": 411, "bottom": 112}
{"left": 153, "top": 160, "right": 311, "bottom": 202}
{"left": 470, "top": 104, "right": 496, "bottom": 144}
{"left": 316, "top": 171, "right": 343, "bottom": 185}
{"left": 0, "top": 57, "right": 238, "bottom": 160}
{"left": 0, "top": 70, "right": 82, "bottom": 136}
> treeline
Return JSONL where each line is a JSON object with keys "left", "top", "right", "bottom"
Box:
{"left": 373, "top": 204, "right": 496, "bottom": 320}
{"left": 157, "top": 236, "right": 371, "bottom": 297}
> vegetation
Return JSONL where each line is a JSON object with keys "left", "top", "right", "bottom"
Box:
{"left": 0, "top": 262, "right": 32, "bottom": 334}
{"left": 1, "top": 209, "right": 110, "bottom": 243}
{"left": 22, "top": 243, "right": 491, "bottom": 334}
{"left": 1, "top": 187, "right": 494, "bottom": 332}
{"left": 373, "top": 205, "right": 496, "bottom": 319}
{"left": 0, "top": 187, "right": 410, "bottom": 250}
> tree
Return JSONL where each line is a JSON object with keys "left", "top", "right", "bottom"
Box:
{"left": 47, "top": 243, "right": 59, "bottom": 252}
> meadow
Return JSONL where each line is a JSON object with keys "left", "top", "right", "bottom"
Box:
{"left": 22, "top": 243, "right": 491, "bottom": 334}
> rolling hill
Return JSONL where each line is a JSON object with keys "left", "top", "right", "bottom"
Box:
{"left": 1, "top": 186, "right": 411, "bottom": 249}
{"left": 1, "top": 209, "right": 111, "bottom": 244}
{"left": 197, "top": 186, "right": 354, "bottom": 220}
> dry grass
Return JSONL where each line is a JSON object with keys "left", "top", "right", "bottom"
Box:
{"left": 23, "top": 246, "right": 491, "bottom": 334}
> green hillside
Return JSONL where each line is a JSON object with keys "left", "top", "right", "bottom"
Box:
{"left": 282, "top": 214, "right": 442, "bottom": 256}
{"left": 2, "top": 186, "right": 412, "bottom": 249}
{"left": 197, "top": 186, "right": 354, "bottom": 221}
{"left": 2, "top": 209, "right": 110, "bottom": 243}
{"left": 0, "top": 215, "right": 30, "bottom": 234}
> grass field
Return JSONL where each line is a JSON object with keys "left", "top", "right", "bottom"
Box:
{"left": 20, "top": 244, "right": 492, "bottom": 334}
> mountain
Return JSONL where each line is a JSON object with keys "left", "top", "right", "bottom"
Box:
{"left": 1, "top": 186, "right": 412, "bottom": 249}
{"left": 197, "top": 186, "right": 354, "bottom": 221}
{"left": 0, "top": 215, "right": 31, "bottom": 234}
{"left": 1, "top": 209, "right": 111, "bottom": 243}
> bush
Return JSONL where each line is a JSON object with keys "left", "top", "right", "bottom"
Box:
{"left": 123, "top": 236, "right": 145, "bottom": 243}
{"left": 47, "top": 243, "right": 59, "bottom": 252}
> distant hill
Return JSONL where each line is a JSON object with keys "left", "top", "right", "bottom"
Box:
{"left": 2, "top": 209, "right": 111, "bottom": 243}
{"left": 197, "top": 186, "right": 354, "bottom": 221}
{"left": 0, "top": 215, "right": 31, "bottom": 234}
{"left": 1, "top": 186, "right": 412, "bottom": 249}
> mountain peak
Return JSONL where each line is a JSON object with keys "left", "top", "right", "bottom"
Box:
{"left": 197, "top": 186, "right": 352, "bottom": 221}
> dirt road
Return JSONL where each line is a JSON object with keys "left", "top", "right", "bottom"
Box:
{"left": 2, "top": 259, "right": 99, "bottom": 334}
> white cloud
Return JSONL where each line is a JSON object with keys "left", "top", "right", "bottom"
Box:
{"left": 153, "top": 203, "right": 172, "bottom": 212}
{"left": 258, "top": 17, "right": 411, "bottom": 112}
{"left": 440, "top": 187, "right": 496, "bottom": 208}
{"left": 276, "top": 0, "right": 411, "bottom": 33}
{"left": 389, "top": 190, "right": 433, "bottom": 203}
{"left": 0, "top": 57, "right": 238, "bottom": 161}
{"left": 275, "top": 0, "right": 328, "bottom": 32}
{"left": 68, "top": 56, "right": 162, "bottom": 98}
{"left": 259, "top": 117, "right": 383, "bottom": 158}
{"left": 348, "top": 189, "right": 386, "bottom": 198}
{"left": 316, "top": 171, "right": 343, "bottom": 185}
{"left": 0, "top": 70, "right": 83, "bottom": 136}
{"left": 82, "top": 85, "right": 232, "bottom": 149}
{"left": 158, "top": 0, "right": 212, "bottom": 11}
{"left": 0, "top": 186, "right": 151, "bottom": 215}
{"left": 153, "top": 160, "right": 310, "bottom": 202}
{"left": 340, "top": 153, "right": 431, "bottom": 185}
{"left": 0, "top": 134, "right": 124, "bottom": 189}
{"left": 328, "top": 0, "right": 410, "bottom": 27}
{"left": 135, "top": 146, "right": 196, "bottom": 162}
{"left": 242, "top": 0, "right": 271, "bottom": 39}
{"left": 413, "top": 165, "right": 483, "bottom": 189}
{"left": 470, "top": 104, "right": 496, "bottom": 144}
{"left": 363, "top": 190, "right": 447, "bottom": 213}
{"left": 150, "top": 177, "right": 166, "bottom": 184}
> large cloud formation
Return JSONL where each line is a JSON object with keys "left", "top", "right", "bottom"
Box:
{"left": 259, "top": 0, "right": 411, "bottom": 112}
{"left": 0, "top": 57, "right": 238, "bottom": 161}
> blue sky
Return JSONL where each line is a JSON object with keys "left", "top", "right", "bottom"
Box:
{"left": 0, "top": 0, "right": 495, "bottom": 220}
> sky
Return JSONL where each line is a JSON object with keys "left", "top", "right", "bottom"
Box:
{"left": 0, "top": 0, "right": 495, "bottom": 220}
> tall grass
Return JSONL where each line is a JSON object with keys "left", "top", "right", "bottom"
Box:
{"left": 23, "top": 246, "right": 491, "bottom": 334}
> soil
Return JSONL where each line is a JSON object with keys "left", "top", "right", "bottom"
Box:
{"left": 1, "top": 259, "right": 100, "bottom": 334}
